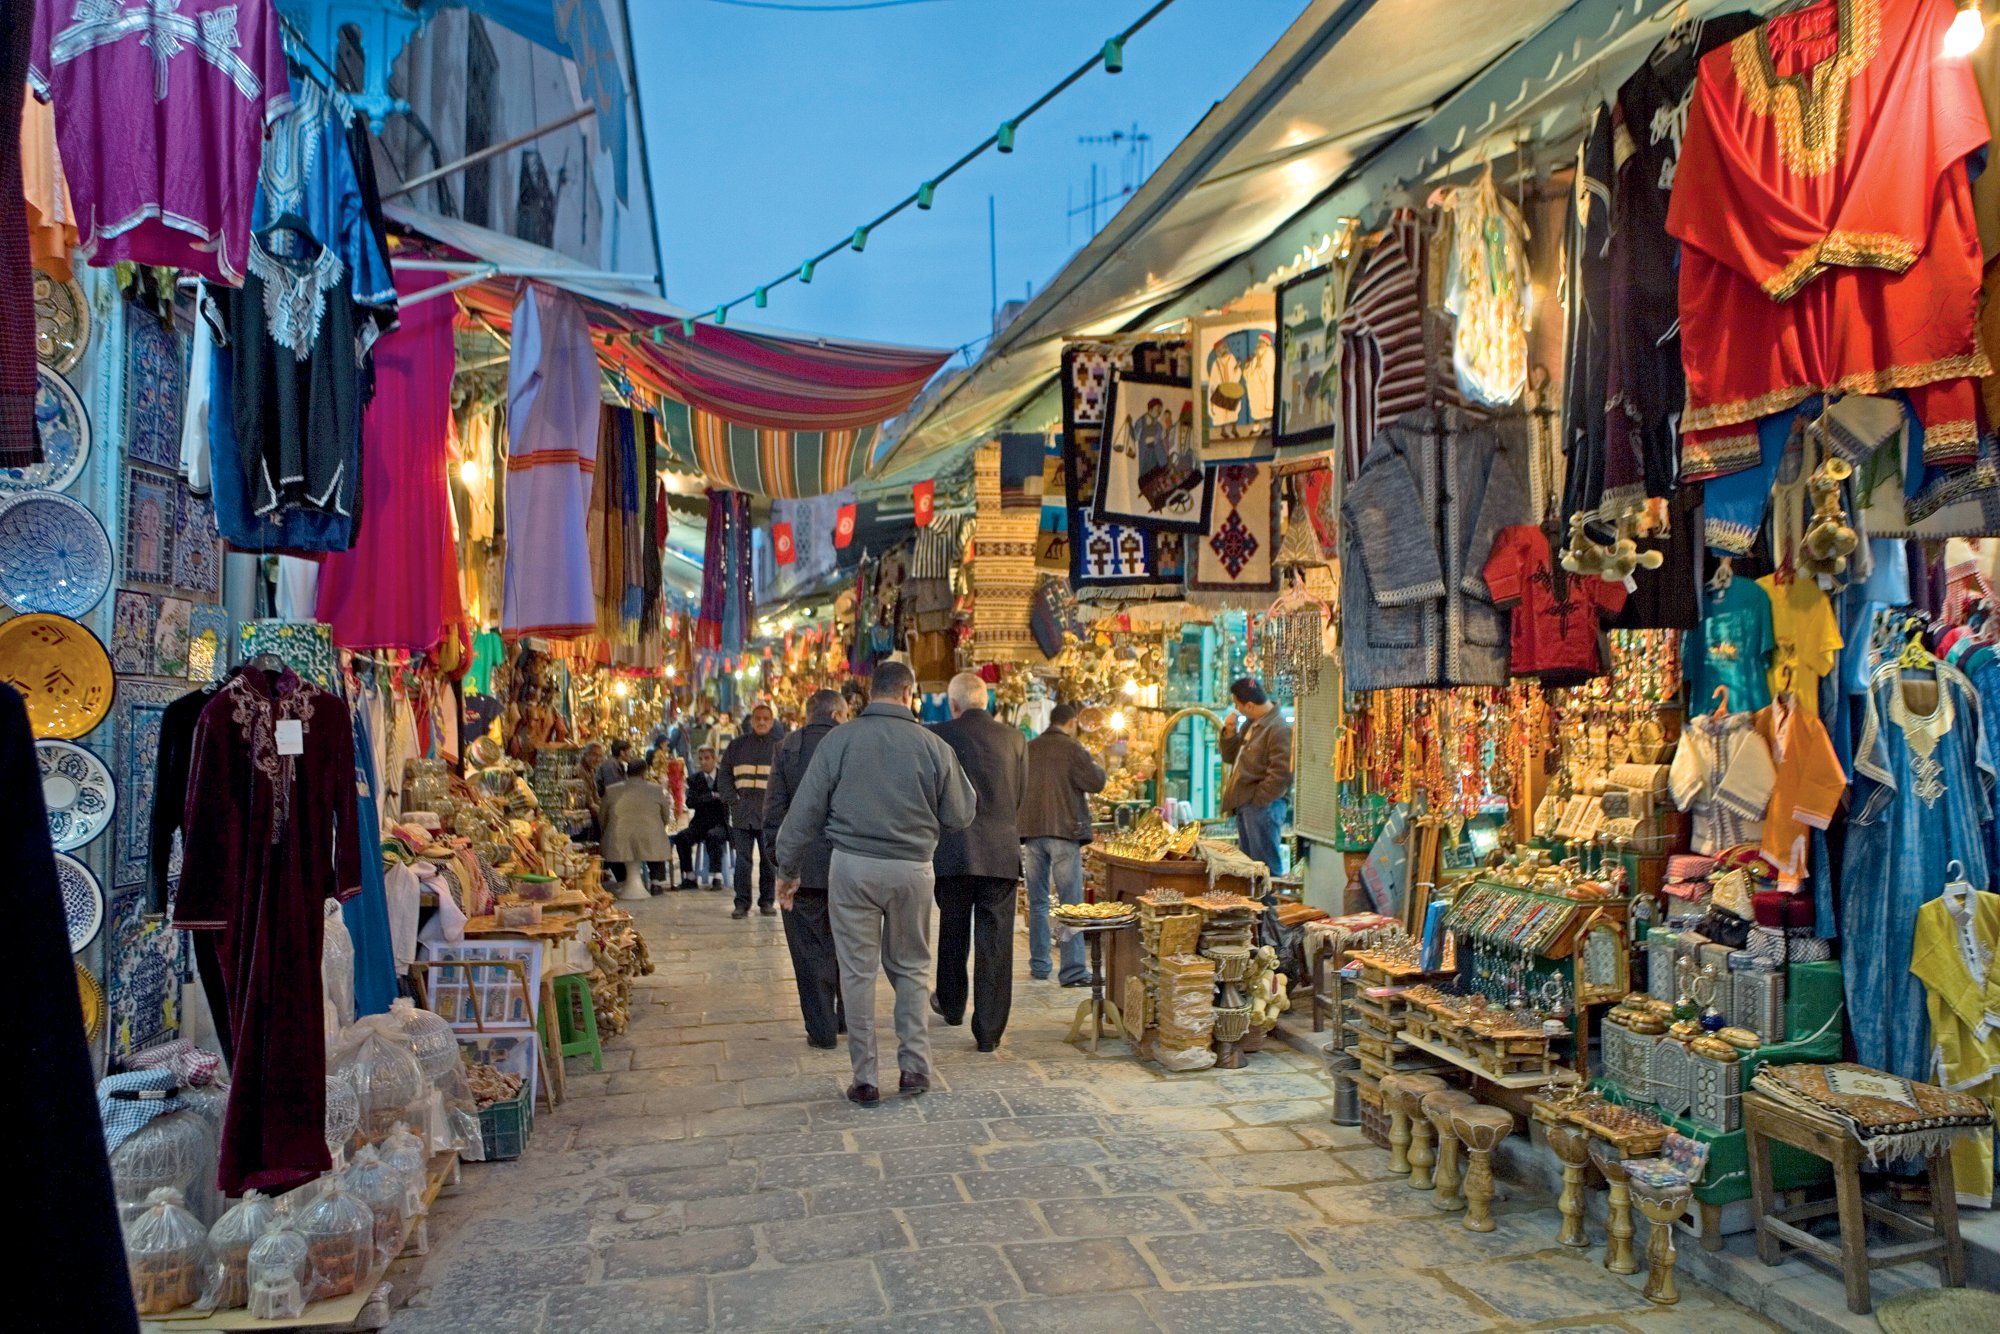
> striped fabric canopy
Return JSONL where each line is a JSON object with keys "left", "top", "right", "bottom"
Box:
{"left": 652, "top": 397, "right": 879, "bottom": 501}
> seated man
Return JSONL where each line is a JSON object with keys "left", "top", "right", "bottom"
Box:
{"left": 672, "top": 747, "right": 731, "bottom": 889}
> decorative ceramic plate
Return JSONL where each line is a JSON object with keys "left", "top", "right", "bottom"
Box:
{"left": 0, "top": 491, "right": 113, "bottom": 616}
{"left": 0, "top": 613, "right": 114, "bottom": 739}
{"left": 77, "top": 962, "right": 104, "bottom": 1041}
{"left": 38, "top": 739, "right": 115, "bottom": 852}
{"left": 56, "top": 852, "right": 102, "bottom": 952}
{"left": 0, "top": 367, "right": 91, "bottom": 494}
{"left": 33, "top": 272, "right": 88, "bottom": 373}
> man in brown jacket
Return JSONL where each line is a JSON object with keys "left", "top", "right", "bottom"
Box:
{"left": 1218, "top": 677, "right": 1293, "bottom": 872}
{"left": 1019, "top": 704, "right": 1105, "bottom": 985}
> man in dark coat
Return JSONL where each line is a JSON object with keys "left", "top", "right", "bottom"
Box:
{"left": 929, "top": 671, "right": 1028, "bottom": 1051}
{"left": 719, "top": 702, "right": 784, "bottom": 917}
{"left": 1018, "top": 703, "right": 1107, "bottom": 984}
{"left": 763, "top": 688, "right": 848, "bottom": 1047}
{"left": 672, "top": 747, "right": 730, "bottom": 889}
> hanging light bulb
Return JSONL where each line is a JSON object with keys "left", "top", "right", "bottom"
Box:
{"left": 681, "top": 318, "right": 696, "bottom": 337}
{"left": 714, "top": 305, "right": 728, "bottom": 326}
{"left": 1946, "top": 3, "right": 1985, "bottom": 56}
{"left": 1102, "top": 37, "right": 1124, "bottom": 73}
{"left": 916, "top": 181, "right": 936, "bottom": 210}
{"left": 997, "top": 121, "right": 1016, "bottom": 153}
{"left": 613, "top": 679, "right": 631, "bottom": 698}
{"left": 1109, "top": 710, "right": 1128, "bottom": 733}
{"left": 799, "top": 259, "right": 815, "bottom": 284}
{"left": 1120, "top": 678, "right": 1138, "bottom": 697}
{"left": 754, "top": 287, "right": 767, "bottom": 308}
{"left": 457, "top": 457, "right": 482, "bottom": 486}
{"left": 850, "top": 226, "right": 869, "bottom": 252}
{"left": 650, "top": 326, "right": 665, "bottom": 346}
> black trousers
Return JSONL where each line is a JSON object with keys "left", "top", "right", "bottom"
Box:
{"left": 607, "top": 860, "right": 666, "bottom": 885}
{"left": 673, "top": 824, "right": 728, "bottom": 880}
{"left": 732, "top": 825, "right": 775, "bottom": 910}
{"left": 934, "top": 874, "right": 1017, "bottom": 1046}
{"left": 782, "top": 886, "right": 844, "bottom": 1046}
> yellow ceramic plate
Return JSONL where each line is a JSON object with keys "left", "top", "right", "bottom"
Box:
{"left": 77, "top": 962, "right": 103, "bottom": 1043}
{"left": 0, "top": 612, "right": 113, "bottom": 739}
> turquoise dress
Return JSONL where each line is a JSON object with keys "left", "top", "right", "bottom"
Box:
{"left": 1843, "top": 661, "right": 1995, "bottom": 1082}
{"left": 1683, "top": 577, "right": 1775, "bottom": 715}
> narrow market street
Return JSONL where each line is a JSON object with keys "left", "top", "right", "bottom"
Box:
{"left": 388, "top": 892, "right": 1776, "bottom": 1334}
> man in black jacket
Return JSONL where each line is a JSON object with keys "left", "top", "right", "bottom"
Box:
{"left": 762, "top": 688, "right": 848, "bottom": 1047}
{"left": 672, "top": 748, "right": 730, "bottom": 889}
{"left": 719, "top": 703, "right": 783, "bottom": 917}
{"left": 1019, "top": 703, "right": 1107, "bottom": 985}
{"left": 929, "top": 671, "right": 1028, "bottom": 1051}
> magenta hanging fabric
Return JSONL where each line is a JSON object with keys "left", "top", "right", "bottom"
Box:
{"left": 502, "top": 283, "right": 599, "bottom": 637}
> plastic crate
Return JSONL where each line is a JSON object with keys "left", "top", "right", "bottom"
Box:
{"left": 478, "top": 1093, "right": 532, "bottom": 1160}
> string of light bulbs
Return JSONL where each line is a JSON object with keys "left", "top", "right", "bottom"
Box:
{"left": 652, "top": 0, "right": 1181, "bottom": 341}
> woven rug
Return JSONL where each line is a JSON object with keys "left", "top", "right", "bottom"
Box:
{"left": 1753, "top": 1063, "right": 1993, "bottom": 1166}
{"left": 973, "top": 442, "right": 1045, "bottom": 662}
{"left": 1877, "top": 1287, "right": 2000, "bottom": 1334}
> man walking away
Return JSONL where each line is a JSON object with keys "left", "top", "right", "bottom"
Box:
{"left": 929, "top": 671, "right": 1028, "bottom": 1052}
{"left": 600, "top": 759, "right": 674, "bottom": 894}
{"left": 1019, "top": 704, "right": 1106, "bottom": 987}
{"left": 1217, "top": 677, "right": 1294, "bottom": 873}
{"left": 775, "top": 662, "right": 976, "bottom": 1105}
{"left": 673, "top": 747, "right": 730, "bottom": 888}
{"left": 763, "top": 688, "right": 848, "bottom": 1049}
{"left": 719, "top": 703, "right": 783, "bottom": 918}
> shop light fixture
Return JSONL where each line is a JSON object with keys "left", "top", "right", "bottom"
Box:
{"left": 1121, "top": 678, "right": 1138, "bottom": 697}
{"left": 754, "top": 287, "right": 768, "bottom": 308}
{"left": 799, "top": 259, "right": 815, "bottom": 284}
{"left": 1102, "top": 37, "right": 1124, "bottom": 73}
{"left": 997, "top": 121, "right": 1016, "bottom": 153}
{"left": 457, "top": 458, "right": 482, "bottom": 486}
{"left": 713, "top": 305, "right": 728, "bottom": 326}
{"left": 1946, "top": 4, "right": 1986, "bottom": 56}
{"left": 1109, "top": 710, "right": 1128, "bottom": 732}
{"left": 613, "top": 679, "right": 631, "bottom": 698}
{"left": 850, "top": 226, "right": 869, "bottom": 252}
{"left": 917, "top": 181, "right": 936, "bottom": 209}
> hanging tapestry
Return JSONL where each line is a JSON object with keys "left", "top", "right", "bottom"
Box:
{"left": 113, "top": 679, "right": 183, "bottom": 890}
{"left": 1192, "top": 297, "right": 1277, "bottom": 464}
{"left": 1095, "top": 371, "right": 1211, "bottom": 531}
{"left": 121, "top": 465, "right": 176, "bottom": 587}
{"left": 106, "top": 885, "right": 181, "bottom": 1059}
{"left": 1191, "top": 463, "right": 1279, "bottom": 594}
{"left": 696, "top": 489, "right": 753, "bottom": 654}
{"left": 236, "top": 619, "right": 338, "bottom": 691}
{"left": 1275, "top": 262, "right": 1344, "bottom": 454}
{"left": 1061, "top": 339, "right": 1192, "bottom": 596}
{"left": 152, "top": 596, "right": 191, "bottom": 678}
{"left": 109, "top": 590, "right": 155, "bottom": 675}
{"left": 123, "top": 310, "right": 184, "bottom": 470}
{"left": 170, "top": 484, "right": 221, "bottom": 597}
{"left": 1036, "top": 438, "right": 1068, "bottom": 571}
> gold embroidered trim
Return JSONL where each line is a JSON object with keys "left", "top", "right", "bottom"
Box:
{"left": 1681, "top": 349, "right": 1996, "bottom": 432}
{"left": 1681, "top": 430, "right": 1761, "bottom": 482}
{"left": 1760, "top": 230, "right": 1920, "bottom": 301}
{"left": 1730, "top": 0, "right": 1883, "bottom": 178}
{"left": 1922, "top": 416, "right": 1980, "bottom": 466}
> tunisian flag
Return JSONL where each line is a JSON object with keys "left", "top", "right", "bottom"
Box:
{"left": 913, "top": 479, "right": 935, "bottom": 527}
{"left": 834, "top": 503, "right": 857, "bottom": 548}
{"left": 772, "top": 522, "right": 795, "bottom": 564}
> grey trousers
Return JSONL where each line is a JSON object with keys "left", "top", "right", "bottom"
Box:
{"left": 828, "top": 849, "right": 934, "bottom": 1088}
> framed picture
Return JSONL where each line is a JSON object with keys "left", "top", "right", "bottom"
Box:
{"left": 152, "top": 596, "right": 192, "bottom": 679}
{"left": 1275, "top": 262, "right": 1342, "bottom": 452}
{"left": 121, "top": 466, "right": 177, "bottom": 588}
{"left": 1094, "top": 372, "right": 1212, "bottom": 532}
{"left": 106, "top": 885, "right": 182, "bottom": 1057}
{"left": 1191, "top": 297, "right": 1276, "bottom": 464}
{"left": 123, "top": 313, "right": 184, "bottom": 470}
{"left": 109, "top": 590, "right": 156, "bottom": 675}
{"left": 171, "top": 485, "right": 221, "bottom": 597}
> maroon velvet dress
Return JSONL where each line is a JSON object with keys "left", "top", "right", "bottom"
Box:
{"left": 174, "top": 666, "right": 361, "bottom": 1195}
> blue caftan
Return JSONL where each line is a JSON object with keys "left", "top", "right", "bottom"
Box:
{"left": 1844, "top": 660, "right": 1995, "bottom": 1082}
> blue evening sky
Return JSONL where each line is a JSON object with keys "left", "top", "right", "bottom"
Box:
{"left": 631, "top": 0, "right": 1307, "bottom": 355}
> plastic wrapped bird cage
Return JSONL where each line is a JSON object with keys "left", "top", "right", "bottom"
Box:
{"left": 322, "top": 900, "right": 356, "bottom": 1039}
{"left": 386, "top": 999, "right": 458, "bottom": 1083}
{"left": 341, "top": 1146, "right": 407, "bottom": 1266}
{"left": 324, "top": 1074, "right": 360, "bottom": 1164}
{"left": 379, "top": 1121, "right": 429, "bottom": 1218}
{"left": 246, "top": 1215, "right": 309, "bottom": 1322}
{"left": 175, "top": 1082, "right": 229, "bottom": 1225}
{"left": 110, "top": 1108, "right": 209, "bottom": 1208}
{"left": 296, "top": 1180, "right": 372, "bottom": 1301}
{"left": 199, "top": 1190, "right": 275, "bottom": 1310}
{"left": 126, "top": 1188, "right": 208, "bottom": 1316}
{"left": 330, "top": 1024, "right": 426, "bottom": 1145}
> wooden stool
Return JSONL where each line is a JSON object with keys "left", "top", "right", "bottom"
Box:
{"left": 1379, "top": 1076, "right": 1413, "bottom": 1175}
{"left": 1424, "top": 1089, "right": 1478, "bottom": 1212}
{"left": 1589, "top": 1137, "right": 1638, "bottom": 1274}
{"left": 1546, "top": 1122, "right": 1593, "bottom": 1249}
{"left": 1744, "top": 1090, "right": 1969, "bottom": 1315}
{"left": 1450, "top": 1105, "right": 1513, "bottom": 1232}
{"left": 1395, "top": 1074, "right": 1449, "bottom": 1189}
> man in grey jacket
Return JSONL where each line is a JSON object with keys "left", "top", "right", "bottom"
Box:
{"left": 775, "top": 661, "right": 977, "bottom": 1104}
{"left": 929, "top": 671, "right": 1028, "bottom": 1053}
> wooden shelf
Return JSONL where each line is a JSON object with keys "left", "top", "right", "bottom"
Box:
{"left": 1401, "top": 1031, "right": 1582, "bottom": 1091}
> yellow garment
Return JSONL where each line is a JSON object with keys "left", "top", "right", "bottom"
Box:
{"left": 1754, "top": 698, "right": 1846, "bottom": 879}
{"left": 1758, "top": 574, "right": 1842, "bottom": 718}
{"left": 1910, "top": 886, "right": 2000, "bottom": 1209}
{"left": 21, "top": 89, "right": 75, "bottom": 280}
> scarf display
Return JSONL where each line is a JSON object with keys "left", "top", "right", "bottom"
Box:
{"left": 696, "top": 489, "right": 753, "bottom": 656}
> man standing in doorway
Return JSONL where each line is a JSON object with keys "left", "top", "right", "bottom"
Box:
{"left": 762, "top": 688, "right": 848, "bottom": 1049}
{"left": 719, "top": 703, "right": 783, "bottom": 918}
{"left": 1018, "top": 704, "right": 1105, "bottom": 987}
{"left": 1218, "top": 677, "right": 1294, "bottom": 873}
{"left": 774, "top": 662, "right": 976, "bottom": 1104}
{"left": 929, "top": 671, "right": 1028, "bottom": 1052}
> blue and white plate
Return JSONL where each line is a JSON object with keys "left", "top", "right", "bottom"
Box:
{"left": 38, "top": 739, "right": 115, "bottom": 852}
{"left": 0, "top": 491, "right": 113, "bottom": 617}
{"left": 56, "top": 852, "right": 103, "bottom": 953}
{"left": 0, "top": 366, "right": 91, "bottom": 494}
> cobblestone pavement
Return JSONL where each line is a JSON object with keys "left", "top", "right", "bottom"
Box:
{"left": 389, "top": 889, "right": 1775, "bottom": 1333}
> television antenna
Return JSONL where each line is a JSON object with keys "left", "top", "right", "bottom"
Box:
{"left": 1068, "top": 124, "right": 1153, "bottom": 244}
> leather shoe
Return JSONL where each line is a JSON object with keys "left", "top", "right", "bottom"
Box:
{"left": 1060, "top": 978, "right": 1091, "bottom": 988}
{"left": 976, "top": 1040, "right": 998, "bottom": 1053}
{"left": 807, "top": 1037, "right": 838, "bottom": 1050}
{"left": 898, "top": 1070, "right": 930, "bottom": 1096}
{"left": 759, "top": 905, "right": 778, "bottom": 916}
{"left": 731, "top": 906, "right": 749, "bottom": 919}
{"left": 929, "top": 994, "right": 963, "bottom": 1026}
{"left": 846, "top": 1083, "right": 879, "bottom": 1105}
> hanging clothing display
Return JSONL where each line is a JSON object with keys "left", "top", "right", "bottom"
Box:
{"left": 1759, "top": 573, "right": 1844, "bottom": 716}
{"left": 1910, "top": 880, "right": 2000, "bottom": 1207}
{"left": 1435, "top": 169, "right": 1531, "bottom": 408}
{"left": 1845, "top": 659, "right": 1995, "bottom": 1083}
{"left": 1671, "top": 711, "right": 1778, "bottom": 854}
{"left": 315, "top": 272, "right": 462, "bottom": 652}
{"left": 1756, "top": 694, "right": 1847, "bottom": 876}
{"left": 1562, "top": 105, "right": 1614, "bottom": 520}
{"left": 174, "top": 666, "right": 363, "bottom": 1195}
{"left": 502, "top": 283, "right": 601, "bottom": 638}
{"left": 1337, "top": 210, "right": 1428, "bottom": 480}
{"left": 253, "top": 65, "right": 396, "bottom": 322}
{"left": 1684, "top": 576, "right": 1776, "bottom": 713}
{"left": 1483, "top": 524, "right": 1627, "bottom": 684}
{"left": 1341, "top": 407, "right": 1529, "bottom": 691}
{"left": 20, "top": 87, "right": 74, "bottom": 281}
{"left": 1669, "top": 0, "right": 1991, "bottom": 482}
{"left": 28, "top": 0, "right": 291, "bottom": 284}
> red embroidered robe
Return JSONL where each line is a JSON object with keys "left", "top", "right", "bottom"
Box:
{"left": 1669, "top": 0, "right": 1990, "bottom": 481}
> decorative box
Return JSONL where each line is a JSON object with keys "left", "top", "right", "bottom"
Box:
{"left": 1600, "top": 1013, "right": 1663, "bottom": 1100}
{"left": 1644, "top": 1037, "right": 1695, "bottom": 1118}
{"left": 1645, "top": 930, "right": 1680, "bottom": 1003}
{"left": 1688, "top": 1043, "right": 1742, "bottom": 1132}
{"left": 1727, "top": 952, "right": 1786, "bottom": 1043}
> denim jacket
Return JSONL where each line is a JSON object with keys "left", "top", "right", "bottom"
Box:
{"left": 1341, "top": 407, "right": 1529, "bottom": 690}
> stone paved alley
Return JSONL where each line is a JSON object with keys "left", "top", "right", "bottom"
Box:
{"left": 387, "top": 891, "right": 1777, "bottom": 1333}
